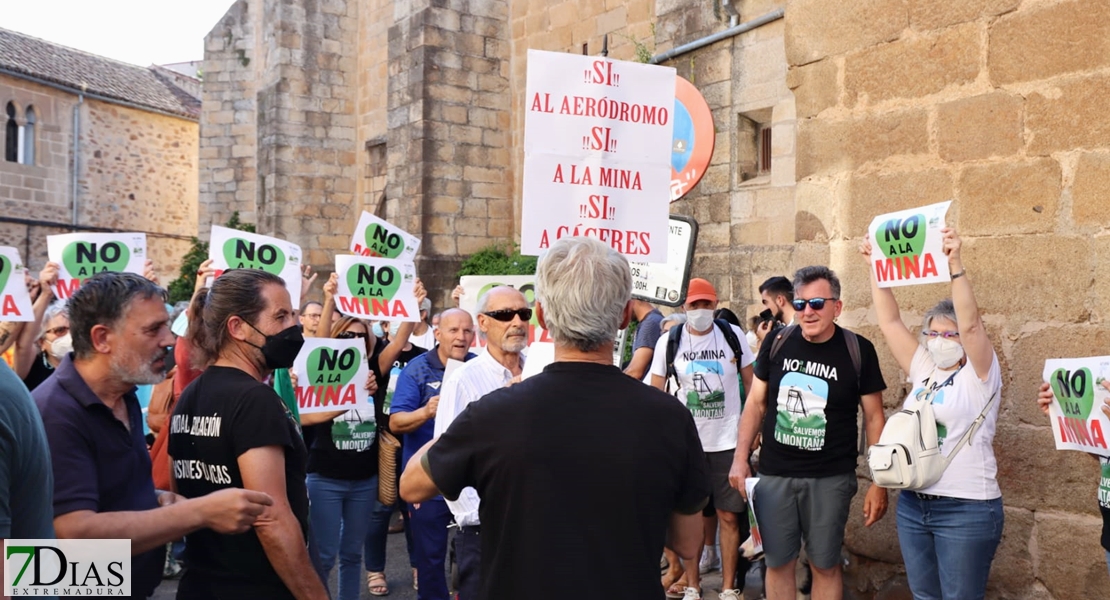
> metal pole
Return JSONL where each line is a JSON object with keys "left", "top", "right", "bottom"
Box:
{"left": 649, "top": 8, "right": 785, "bottom": 65}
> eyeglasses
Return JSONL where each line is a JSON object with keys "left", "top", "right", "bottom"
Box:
{"left": 923, "top": 330, "right": 960, "bottom": 339}
{"left": 302, "top": 313, "right": 322, "bottom": 320}
{"left": 483, "top": 308, "right": 533, "bottom": 322}
{"left": 791, "top": 298, "right": 837, "bottom": 311}
{"left": 45, "top": 326, "right": 70, "bottom": 337}
{"left": 337, "top": 331, "right": 368, "bottom": 339}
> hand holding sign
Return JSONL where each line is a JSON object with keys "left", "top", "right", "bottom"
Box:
{"left": 47, "top": 233, "right": 147, "bottom": 299}
{"left": 0, "top": 247, "right": 35, "bottom": 321}
{"left": 867, "top": 201, "right": 952, "bottom": 288}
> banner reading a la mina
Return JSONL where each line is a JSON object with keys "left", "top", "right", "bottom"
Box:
{"left": 0, "top": 247, "right": 34, "bottom": 322}
{"left": 520, "top": 50, "right": 676, "bottom": 262}
{"left": 208, "top": 226, "right": 304, "bottom": 304}
{"left": 334, "top": 255, "right": 419, "bottom": 322}
{"left": 867, "top": 201, "right": 952, "bottom": 288}
{"left": 1042, "top": 357, "right": 1110, "bottom": 458}
{"left": 292, "top": 338, "right": 372, "bottom": 415}
{"left": 47, "top": 232, "right": 147, "bottom": 299}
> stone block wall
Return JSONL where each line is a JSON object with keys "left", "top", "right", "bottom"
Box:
{"left": 784, "top": 0, "right": 1110, "bottom": 597}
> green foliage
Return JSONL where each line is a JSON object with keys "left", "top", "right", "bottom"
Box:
{"left": 621, "top": 319, "right": 640, "bottom": 366}
{"left": 166, "top": 212, "right": 256, "bottom": 304}
{"left": 456, "top": 243, "right": 537, "bottom": 277}
{"left": 625, "top": 23, "right": 657, "bottom": 64}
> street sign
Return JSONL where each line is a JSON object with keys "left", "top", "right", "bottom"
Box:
{"left": 630, "top": 214, "right": 698, "bottom": 307}
{"left": 670, "top": 76, "right": 715, "bottom": 202}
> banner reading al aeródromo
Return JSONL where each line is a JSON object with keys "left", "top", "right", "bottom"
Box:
{"left": 47, "top": 232, "right": 147, "bottom": 299}
{"left": 1042, "top": 358, "right": 1110, "bottom": 458}
{"left": 458, "top": 275, "right": 551, "bottom": 347}
{"left": 293, "top": 337, "right": 372, "bottom": 415}
{"left": 208, "top": 226, "right": 303, "bottom": 305}
{"left": 520, "top": 50, "right": 675, "bottom": 262}
{"left": 0, "top": 247, "right": 33, "bottom": 322}
{"left": 335, "top": 255, "right": 419, "bottom": 322}
{"left": 867, "top": 201, "right": 952, "bottom": 288}
{"left": 350, "top": 212, "right": 421, "bottom": 261}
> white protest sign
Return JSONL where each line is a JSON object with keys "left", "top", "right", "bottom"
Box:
{"left": 350, "top": 211, "right": 421, "bottom": 261}
{"left": 458, "top": 275, "right": 551, "bottom": 347}
{"left": 0, "top": 247, "right": 34, "bottom": 322}
{"left": 1042, "top": 358, "right": 1110, "bottom": 458}
{"left": 629, "top": 215, "right": 698, "bottom": 307}
{"left": 208, "top": 226, "right": 303, "bottom": 304}
{"left": 47, "top": 232, "right": 147, "bottom": 299}
{"left": 292, "top": 337, "right": 372, "bottom": 415}
{"left": 521, "top": 49, "right": 675, "bottom": 261}
{"left": 521, "top": 342, "right": 554, "bottom": 380}
{"left": 867, "top": 201, "right": 952, "bottom": 288}
{"left": 745, "top": 478, "right": 763, "bottom": 555}
{"left": 335, "top": 255, "right": 419, "bottom": 322}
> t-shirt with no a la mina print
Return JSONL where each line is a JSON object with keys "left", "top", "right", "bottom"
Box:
{"left": 755, "top": 325, "right": 886, "bottom": 478}
{"left": 650, "top": 323, "right": 756, "bottom": 452}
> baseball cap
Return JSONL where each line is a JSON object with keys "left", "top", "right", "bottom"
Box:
{"left": 685, "top": 278, "right": 717, "bottom": 304}
{"left": 420, "top": 298, "right": 432, "bottom": 312}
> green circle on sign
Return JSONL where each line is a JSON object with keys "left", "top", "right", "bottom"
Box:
{"left": 62, "top": 241, "right": 130, "bottom": 278}
{"left": 345, "top": 264, "right": 402, "bottom": 301}
{"left": 222, "top": 238, "right": 286, "bottom": 274}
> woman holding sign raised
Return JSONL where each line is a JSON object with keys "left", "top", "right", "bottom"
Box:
{"left": 860, "top": 228, "right": 1003, "bottom": 600}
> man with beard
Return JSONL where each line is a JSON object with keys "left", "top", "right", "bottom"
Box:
{"left": 390, "top": 308, "right": 476, "bottom": 600}
{"left": 755, "top": 276, "right": 796, "bottom": 346}
{"left": 433, "top": 287, "right": 528, "bottom": 600}
{"left": 33, "top": 272, "right": 275, "bottom": 599}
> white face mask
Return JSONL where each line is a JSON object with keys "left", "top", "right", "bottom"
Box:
{"left": 686, "top": 309, "right": 715, "bottom": 332}
{"left": 927, "top": 336, "right": 964, "bottom": 369}
{"left": 49, "top": 333, "right": 73, "bottom": 360}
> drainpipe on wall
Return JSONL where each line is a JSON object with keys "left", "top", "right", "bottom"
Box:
{"left": 649, "top": 7, "right": 785, "bottom": 64}
{"left": 71, "top": 86, "right": 84, "bottom": 227}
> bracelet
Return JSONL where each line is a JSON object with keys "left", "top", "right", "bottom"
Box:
{"left": 951, "top": 269, "right": 966, "bottom": 280}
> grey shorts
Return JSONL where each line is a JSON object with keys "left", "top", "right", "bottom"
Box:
{"left": 706, "top": 450, "right": 746, "bottom": 514}
{"left": 752, "top": 472, "right": 857, "bottom": 570}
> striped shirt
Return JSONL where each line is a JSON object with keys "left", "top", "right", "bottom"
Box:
{"left": 434, "top": 350, "right": 523, "bottom": 527}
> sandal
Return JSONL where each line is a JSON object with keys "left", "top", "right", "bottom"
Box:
{"left": 367, "top": 572, "right": 389, "bottom": 596}
{"left": 665, "top": 578, "right": 689, "bottom": 599}
{"left": 412, "top": 568, "right": 418, "bottom": 590}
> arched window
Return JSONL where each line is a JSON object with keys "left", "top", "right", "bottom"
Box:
{"left": 21, "top": 106, "right": 35, "bottom": 165}
{"left": 4, "top": 102, "right": 16, "bottom": 163}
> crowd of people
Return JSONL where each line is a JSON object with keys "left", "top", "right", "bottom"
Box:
{"left": 0, "top": 230, "right": 1108, "bottom": 600}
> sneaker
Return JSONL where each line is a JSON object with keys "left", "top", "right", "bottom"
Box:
{"left": 699, "top": 548, "right": 720, "bottom": 574}
{"left": 682, "top": 587, "right": 701, "bottom": 600}
{"left": 719, "top": 589, "right": 742, "bottom": 600}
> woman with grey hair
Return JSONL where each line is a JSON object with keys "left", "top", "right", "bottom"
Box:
{"left": 20, "top": 299, "right": 69, "bottom": 391}
{"left": 860, "top": 228, "right": 1003, "bottom": 600}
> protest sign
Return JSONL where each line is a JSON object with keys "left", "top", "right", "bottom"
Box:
{"left": 867, "top": 201, "right": 952, "bottom": 288}
{"left": 521, "top": 49, "right": 675, "bottom": 261}
{"left": 745, "top": 478, "right": 763, "bottom": 556}
{"left": 350, "top": 212, "right": 421, "bottom": 261}
{"left": 0, "top": 247, "right": 34, "bottom": 321}
{"left": 458, "top": 275, "right": 551, "bottom": 347}
{"left": 335, "top": 255, "right": 419, "bottom": 322}
{"left": 629, "top": 215, "right": 698, "bottom": 307}
{"left": 521, "top": 342, "right": 554, "bottom": 380}
{"left": 1042, "top": 358, "right": 1110, "bottom": 458}
{"left": 47, "top": 232, "right": 147, "bottom": 299}
{"left": 292, "top": 337, "right": 372, "bottom": 415}
{"left": 208, "top": 226, "right": 303, "bottom": 304}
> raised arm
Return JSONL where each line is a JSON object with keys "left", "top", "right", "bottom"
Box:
{"left": 860, "top": 239, "right": 917, "bottom": 373}
{"left": 942, "top": 229, "right": 992, "bottom": 381}
{"left": 14, "top": 263, "right": 59, "bottom": 378}
{"left": 314, "top": 273, "right": 338, "bottom": 339}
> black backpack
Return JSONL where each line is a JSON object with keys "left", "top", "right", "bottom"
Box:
{"left": 664, "top": 319, "right": 745, "bottom": 391}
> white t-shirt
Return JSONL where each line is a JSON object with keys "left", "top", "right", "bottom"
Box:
{"left": 650, "top": 323, "right": 756, "bottom": 452}
{"left": 905, "top": 345, "right": 1002, "bottom": 500}
{"left": 409, "top": 327, "right": 436, "bottom": 352}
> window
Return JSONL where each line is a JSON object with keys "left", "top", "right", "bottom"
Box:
{"left": 759, "top": 125, "right": 772, "bottom": 175}
{"left": 737, "top": 108, "right": 773, "bottom": 183}
{"left": 365, "top": 140, "right": 387, "bottom": 217}
{"left": 4, "top": 102, "right": 16, "bottom": 163}
{"left": 22, "top": 106, "right": 34, "bottom": 165}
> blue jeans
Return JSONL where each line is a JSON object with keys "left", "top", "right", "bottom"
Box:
{"left": 897, "top": 492, "right": 1004, "bottom": 600}
{"left": 1106, "top": 550, "right": 1110, "bottom": 579}
{"left": 456, "top": 526, "right": 481, "bottom": 600}
{"left": 307, "top": 474, "right": 379, "bottom": 600}
{"left": 409, "top": 498, "right": 452, "bottom": 600}
{"left": 365, "top": 496, "right": 415, "bottom": 570}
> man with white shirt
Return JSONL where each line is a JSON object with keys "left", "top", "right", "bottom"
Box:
{"left": 651, "top": 278, "right": 756, "bottom": 600}
{"left": 435, "top": 286, "right": 528, "bottom": 600}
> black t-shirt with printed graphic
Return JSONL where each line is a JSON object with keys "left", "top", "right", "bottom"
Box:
{"left": 1099, "top": 456, "right": 1109, "bottom": 551}
{"left": 169, "top": 366, "right": 309, "bottom": 598}
{"left": 754, "top": 325, "right": 886, "bottom": 478}
{"left": 306, "top": 340, "right": 386, "bottom": 480}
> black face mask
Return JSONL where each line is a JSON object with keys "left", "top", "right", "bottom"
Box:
{"left": 241, "top": 319, "right": 305, "bottom": 370}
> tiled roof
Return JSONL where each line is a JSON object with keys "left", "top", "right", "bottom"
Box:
{"left": 0, "top": 27, "right": 201, "bottom": 120}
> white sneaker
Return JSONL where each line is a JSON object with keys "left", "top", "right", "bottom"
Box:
{"left": 699, "top": 548, "right": 720, "bottom": 574}
{"left": 718, "top": 590, "right": 742, "bottom": 600}
{"left": 682, "top": 587, "right": 702, "bottom": 600}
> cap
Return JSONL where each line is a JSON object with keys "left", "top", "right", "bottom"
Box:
{"left": 420, "top": 298, "right": 432, "bottom": 312}
{"left": 685, "top": 278, "right": 717, "bottom": 304}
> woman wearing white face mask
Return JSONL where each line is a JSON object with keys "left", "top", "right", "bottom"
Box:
{"left": 860, "top": 228, "right": 1003, "bottom": 600}
{"left": 19, "top": 300, "right": 70, "bottom": 391}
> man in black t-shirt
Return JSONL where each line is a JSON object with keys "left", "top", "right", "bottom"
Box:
{"left": 400, "top": 237, "right": 710, "bottom": 600}
{"left": 730, "top": 266, "right": 888, "bottom": 600}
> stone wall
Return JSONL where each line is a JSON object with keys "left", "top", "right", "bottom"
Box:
{"left": 784, "top": 0, "right": 1110, "bottom": 597}
{"left": 0, "top": 74, "right": 196, "bottom": 277}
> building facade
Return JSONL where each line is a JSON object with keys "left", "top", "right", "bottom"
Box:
{"left": 199, "top": 1, "right": 1110, "bottom": 596}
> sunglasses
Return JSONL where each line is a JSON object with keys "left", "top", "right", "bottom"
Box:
{"left": 483, "top": 308, "right": 533, "bottom": 322}
{"left": 923, "top": 330, "right": 960, "bottom": 339}
{"left": 791, "top": 298, "right": 837, "bottom": 311}
{"left": 337, "top": 331, "right": 368, "bottom": 339}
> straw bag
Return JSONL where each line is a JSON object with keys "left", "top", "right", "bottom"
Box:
{"left": 377, "top": 430, "right": 401, "bottom": 505}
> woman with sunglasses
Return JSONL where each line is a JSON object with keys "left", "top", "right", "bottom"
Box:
{"left": 860, "top": 227, "right": 1003, "bottom": 600}
{"left": 303, "top": 273, "right": 427, "bottom": 598}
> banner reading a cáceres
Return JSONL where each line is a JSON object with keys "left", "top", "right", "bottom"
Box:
{"left": 47, "top": 232, "right": 147, "bottom": 299}
{"left": 1042, "top": 358, "right": 1110, "bottom": 458}
{"left": 349, "top": 212, "right": 421, "bottom": 261}
{"left": 335, "top": 255, "right": 419, "bottom": 322}
{"left": 0, "top": 247, "right": 34, "bottom": 321}
{"left": 458, "top": 275, "right": 551, "bottom": 347}
{"left": 292, "top": 337, "right": 372, "bottom": 414}
{"left": 208, "top": 226, "right": 303, "bottom": 305}
{"left": 867, "top": 201, "right": 952, "bottom": 288}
